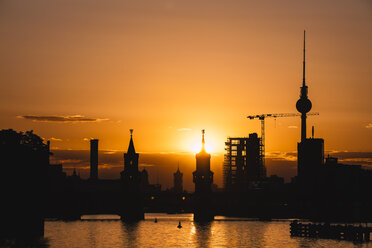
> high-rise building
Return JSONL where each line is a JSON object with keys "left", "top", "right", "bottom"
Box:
{"left": 246, "top": 133, "right": 266, "bottom": 180}
{"left": 297, "top": 138, "right": 324, "bottom": 180}
{"left": 223, "top": 133, "right": 265, "bottom": 191}
{"left": 90, "top": 139, "right": 98, "bottom": 180}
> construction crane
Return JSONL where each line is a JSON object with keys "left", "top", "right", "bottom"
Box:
{"left": 247, "top": 112, "right": 319, "bottom": 166}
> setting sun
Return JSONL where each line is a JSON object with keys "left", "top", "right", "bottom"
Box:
{"left": 192, "top": 142, "right": 212, "bottom": 154}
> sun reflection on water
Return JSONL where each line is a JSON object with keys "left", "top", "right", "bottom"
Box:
{"left": 44, "top": 214, "right": 370, "bottom": 248}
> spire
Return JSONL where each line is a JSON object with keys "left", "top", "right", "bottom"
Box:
{"left": 201, "top": 129, "right": 205, "bottom": 151}
{"left": 177, "top": 161, "right": 180, "bottom": 172}
{"left": 127, "top": 129, "right": 136, "bottom": 154}
{"left": 303, "top": 30, "right": 306, "bottom": 87}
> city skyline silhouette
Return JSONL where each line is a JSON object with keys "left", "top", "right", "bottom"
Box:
{"left": 0, "top": 0, "right": 371, "bottom": 246}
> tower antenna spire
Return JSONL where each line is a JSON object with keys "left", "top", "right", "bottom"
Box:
{"left": 303, "top": 30, "right": 306, "bottom": 87}
{"left": 202, "top": 129, "right": 206, "bottom": 149}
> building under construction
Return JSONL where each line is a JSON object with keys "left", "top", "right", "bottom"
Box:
{"left": 223, "top": 133, "right": 266, "bottom": 191}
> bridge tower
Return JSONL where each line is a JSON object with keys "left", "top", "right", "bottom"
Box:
{"left": 120, "top": 129, "right": 144, "bottom": 221}
{"left": 193, "top": 130, "right": 214, "bottom": 221}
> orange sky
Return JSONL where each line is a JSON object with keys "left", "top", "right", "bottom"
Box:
{"left": 1, "top": 0, "right": 371, "bottom": 158}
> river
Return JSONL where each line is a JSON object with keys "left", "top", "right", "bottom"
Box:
{"left": 43, "top": 214, "right": 368, "bottom": 248}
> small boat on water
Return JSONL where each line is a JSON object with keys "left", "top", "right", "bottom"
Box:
{"left": 177, "top": 221, "right": 182, "bottom": 229}
{"left": 154, "top": 218, "right": 158, "bottom": 223}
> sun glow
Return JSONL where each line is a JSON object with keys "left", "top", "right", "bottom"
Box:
{"left": 192, "top": 142, "right": 212, "bottom": 154}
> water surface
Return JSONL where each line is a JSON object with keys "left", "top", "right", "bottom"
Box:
{"left": 44, "top": 214, "right": 369, "bottom": 248}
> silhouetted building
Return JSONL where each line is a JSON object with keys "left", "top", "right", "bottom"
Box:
{"left": 193, "top": 130, "right": 214, "bottom": 194}
{"left": 66, "top": 168, "right": 81, "bottom": 188}
{"left": 48, "top": 163, "right": 66, "bottom": 182}
{"left": 266, "top": 175, "right": 285, "bottom": 191}
{"left": 173, "top": 164, "right": 183, "bottom": 193}
{"left": 325, "top": 155, "right": 338, "bottom": 165}
{"left": 267, "top": 174, "right": 285, "bottom": 185}
{"left": 211, "top": 183, "right": 220, "bottom": 192}
{"left": 70, "top": 168, "right": 81, "bottom": 180}
{"left": 296, "top": 30, "right": 321, "bottom": 183}
{"left": 46, "top": 140, "right": 66, "bottom": 182}
{"left": 247, "top": 133, "right": 266, "bottom": 180}
{"left": 140, "top": 168, "right": 149, "bottom": 189}
{"left": 322, "top": 154, "right": 365, "bottom": 183}
{"left": 120, "top": 129, "right": 143, "bottom": 221}
{"left": 121, "top": 130, "right": 140, "bottom": 185}
{"left": 223, "top": 133, "right": 266, "bottom": 191}
{"left": 146, "top": 183, "right": 162, "bottom": 194}
{"left": 297, "top": 138, "right": 324, "bottom": 180}
{"left": 193, "top": 130, "right": 214, "bottom": 221}
{"left": 90, "top": 139, "right": 98, "bottom": 180}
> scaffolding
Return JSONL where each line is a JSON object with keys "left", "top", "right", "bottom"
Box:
{"left": 223, "top": 133, "right": 266, "bottom": 191}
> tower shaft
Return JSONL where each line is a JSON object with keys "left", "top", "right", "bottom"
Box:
{"left": 296, "top": 30, "right": 312, "bottom": 142}
{"left": 301, "top": 114, "right": 307, "bottom": 142}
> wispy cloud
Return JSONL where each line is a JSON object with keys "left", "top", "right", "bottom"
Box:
{"left": 177, "top": 128, "right": 192, "bottom": 131}
{"left": 49, "top": 137, "right": 63, "bottom": 141}
{"left": 103, "top": 150, "right": 119, "bottom": 155}
{"left": 341, "top": 158, "right": 372, "bottom": 165}
{"left": 139, "top": 162, "right": 156, "bottom": 167}
{"left": 54, "top": 159, "right": 83, "bottom": 164}
{"left": 266, "top": 151, "right": 297, "bottom": 161}
{"left": 288, "top": 126, "right": 298, "bottom": 129}
{"left": 326, "top": 151, "right": 372, "bottom": 168}
{"left": 366, "top": 123, "right": 372, "bottom": 129}
{"left": 17, "top": 115, "right": 108, "bottom": 123}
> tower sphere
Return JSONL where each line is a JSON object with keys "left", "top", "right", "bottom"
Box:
{"left": 296, "top": 98, "right": 312, "bottom": 114}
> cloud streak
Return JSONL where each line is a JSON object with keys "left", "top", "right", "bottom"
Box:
{"left": 18, "top": 115, "right": 108, "bottom": 123}
{"left": 288, "top": 126, "right": 298, "bottom": 129}
{"left": 366, "top": 123, "right": 372, "bottom": 129}
{"left": 177, "top": 128, "right": 192, "bottom": 131}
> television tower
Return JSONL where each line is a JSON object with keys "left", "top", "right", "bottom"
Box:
{"left": 296, "top": 30, "right": 312, "bottom": 142}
